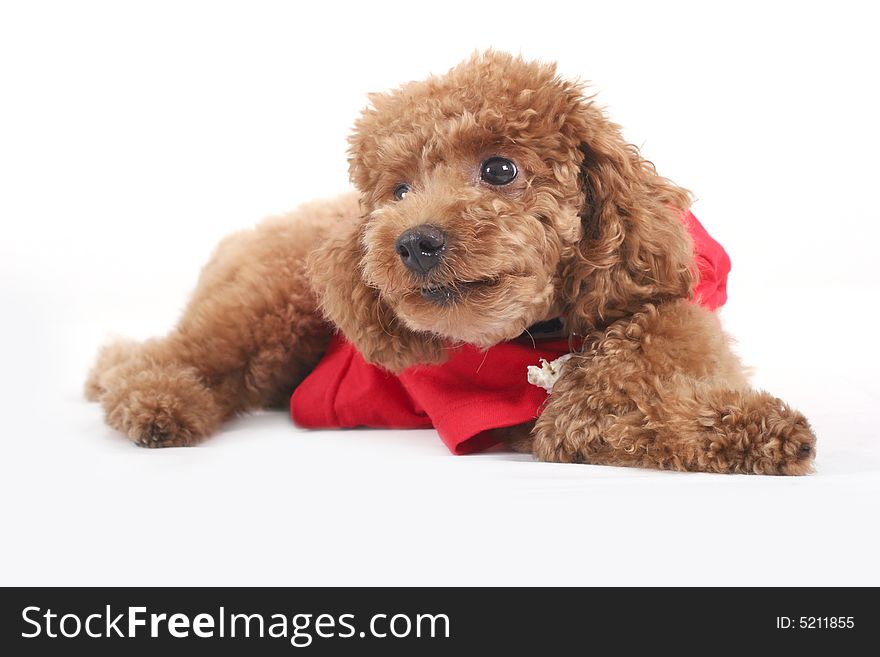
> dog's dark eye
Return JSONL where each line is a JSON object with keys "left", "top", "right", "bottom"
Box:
{"left": 480, "top": 157, "right": 518, "bottom": 185}
{"left": 393, "top": 183, "right": 411, "bottom": 201}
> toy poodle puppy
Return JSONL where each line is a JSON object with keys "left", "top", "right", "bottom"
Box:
{"left": 86, "top": 51, "right": 816, "bottom": 475}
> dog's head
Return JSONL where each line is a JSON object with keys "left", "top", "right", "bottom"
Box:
{"left": 310, "top": 51, "right": 694, "bottom": 372}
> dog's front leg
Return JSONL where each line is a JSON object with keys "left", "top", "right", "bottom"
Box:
{"left": 532, "top": 300, "right": 816, "bottom": 474}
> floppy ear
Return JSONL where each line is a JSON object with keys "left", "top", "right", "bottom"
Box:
{"left": 307, "top": 215, "right": 446, "bottom": 373}
{"left": 562, "top": 107, "right": 695, "bottom": 331}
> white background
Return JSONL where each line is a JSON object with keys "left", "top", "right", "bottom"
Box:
{"left": 1, "top": 0, "right": 878, "bottom": 586}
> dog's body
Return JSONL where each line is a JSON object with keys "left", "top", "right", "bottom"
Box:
{"left": 86, "top": 52, "right": 816, "bottom": 474}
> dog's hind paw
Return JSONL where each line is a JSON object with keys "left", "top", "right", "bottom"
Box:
{"left": 99, "top": 361, "right": 222, "bottom": 448}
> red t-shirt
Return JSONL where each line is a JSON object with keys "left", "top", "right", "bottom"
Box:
{"left": 290, "top": 211, "right": 730, "bottom": 454}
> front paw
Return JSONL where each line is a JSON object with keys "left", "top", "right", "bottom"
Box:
{"left": 99, "top": 362, "right": 221, "bottom": 448}
{"left": 708, "top": 393, "right": 817, "bottom": 475}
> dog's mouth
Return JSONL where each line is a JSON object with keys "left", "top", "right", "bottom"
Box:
{"left": 397, "top": 272, "right": 551, "bottom": 346}
{"left": 420, "top": 279, "right": 497, "bottom": 306}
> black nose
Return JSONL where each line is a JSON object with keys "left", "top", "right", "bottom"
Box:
{"left": 395, "top": 224, "right": 447, "bottom": 274}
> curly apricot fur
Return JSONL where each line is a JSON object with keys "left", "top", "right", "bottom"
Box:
{"left": 86, "top": 51, "right": 816, "bottom": 474}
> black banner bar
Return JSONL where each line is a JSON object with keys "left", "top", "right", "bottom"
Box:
{"left": 1, "top": 587, "right": 875, "bottom": 654}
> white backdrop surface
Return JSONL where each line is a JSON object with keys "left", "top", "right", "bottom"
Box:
{"left": 1, "top": 0, "right": 878, "bottom": 586}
